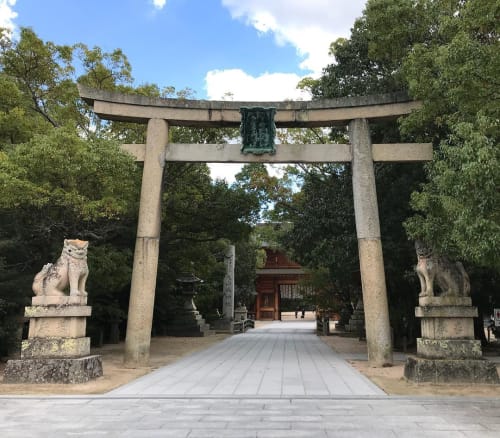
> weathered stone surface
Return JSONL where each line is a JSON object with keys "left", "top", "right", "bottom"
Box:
{"left": 404, "top": 356, "right": 499, "bottom": 384}
{"left": 222, "top": 245, "right": 235, "bottom": 321}
{"left": 28, "top": 316, "right": 87, "bottom": 338}
{"left": 25, "top": 305, "right": 92, "bottom": 318}
{"left": 350, "top": 118, "right": 392, "bottom": 367}
{"left": 124, "top": 118, "right": 167, "bottom": 368}
{"left": 21, "top": 337, "right": 90, "bottom": 359}
{"left": 420, "top": 315, "right": 475, "bottom": 339}
{"left": 3, "top": 355, "right": 103, "bottom": 384}
{"left": 32, "top": 239, "right": 89, "bottom": 297}
{"left": 419, "top": 296, "right": 472, "bottom": 307}
{"left": 371, "top": 143, "right": 432, "bottom": 162}
{"left": 417, "top": 338, "right": 482, "bottom": 359}
{"left": 234, "top": 304, "right": 248, "bottom": 322}
{"left": 357, "top": 239, "right": 392, "bottom": 366}
{"left": 32, "top": 295, "right": 87, "bottom": 306}
{"left": 346, "top": 298, "right": 365, "bottom": 334}
{"left": 79, "top": 84, "right": 422, "bottom": 128}
{"left": 416, "top": 305, "right": 477, "bottom": 318}
{"left": 415, "top": 241, "right": 470, "bottom": 299}
{"left": 124, "top": 142, "right": 432, "bottom": 164}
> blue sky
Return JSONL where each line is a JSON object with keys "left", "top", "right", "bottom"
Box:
{"left": 2, "top": 0, "right": 367, "bottom": 100}
{"left": 1, "top": 0, "right": 367, "bottom": 179}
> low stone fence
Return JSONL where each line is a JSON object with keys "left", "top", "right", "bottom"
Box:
{"left": 232, "top": 319, "right": 255, "bottom": 334}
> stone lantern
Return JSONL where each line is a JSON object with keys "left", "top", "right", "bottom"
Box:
{"left": 176, "top": 272, "right": 202, "bottom": 312}
{"left": 165, "top": 272, "right": 214, "bottom": 337}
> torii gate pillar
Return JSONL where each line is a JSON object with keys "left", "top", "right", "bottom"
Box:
{"left": 350, "top": 118, "right": 392, "bottom": 366}
{"left": 124, "top": 118, "right": 167, "bottom": 368}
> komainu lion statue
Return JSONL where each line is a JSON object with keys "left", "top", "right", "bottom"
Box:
{"left": 32, "top": 239, "right": 89, "bottom": 297}
{"left": 415, "top": 240, "right": 470, "bottom": 298}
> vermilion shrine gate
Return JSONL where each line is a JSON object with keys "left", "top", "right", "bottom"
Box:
{"left": 79, "top": 85, "right": 432, "bottom": 368}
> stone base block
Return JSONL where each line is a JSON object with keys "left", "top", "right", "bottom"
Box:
{"left": 28, "top": 316, "right": 88, "bottom": 338}
{"left": 417, "top": 338, "right": 482, "bottom": 359}
{"left": 31, "top": 295, "right": 87, "bottom": 306}
{"left": 419, "top": 296, "right": 472, "bottom": 307}
{"left": 21, "top": 337, "right": 90, "bottom": 359}
{"left": 25, "top": 305, "right": 92, "bottom": 318}
{"left": 3, "top": 355, "right": 103, "bottom": 384}
{"left": 404, "top": 356, "right": 499, "bottom": 384}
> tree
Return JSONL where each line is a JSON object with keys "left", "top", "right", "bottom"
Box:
{"left": 233, "top": 163, "right": 295, "bottom": 222}
{"left": 154, "top": 161, "right": 261, "bottom": 327}
{"left": 279, "top": 0, "right": 437, "bottom": 340}
{"left": 0, "top": 27, "right": 74, "bottom": 129}
{"left": 0, "top": 27, "right": 262, "bottom": 348}
{"left": 284, "top": 0, "right": 499, "bottom": 344}
{"left": 402, "top": 0, "right": 500, "bottom": 272}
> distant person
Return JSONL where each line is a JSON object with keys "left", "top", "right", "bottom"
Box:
{"left": 301, "top": 308, "right": 305, "bottom": 319}
{"left": 295, "top": 308, "right": 298, "bottom": 319}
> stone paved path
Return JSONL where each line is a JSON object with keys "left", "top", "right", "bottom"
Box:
{"left": 1, "top": 321, "right": 500, "bottom": 437}
{"left": 110, "top": 321, "right": 383, "bottom": 397}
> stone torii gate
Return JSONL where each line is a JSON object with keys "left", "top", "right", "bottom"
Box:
{"left": 79, "top": 85, "right": 432, "bottom": 368}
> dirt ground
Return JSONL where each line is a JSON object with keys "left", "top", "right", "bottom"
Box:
{"left": 321, "top": 333, "right": 500, "bottom": 397}
{"left": 1, "top": 329, "right": 499, "bottom": 396}
{"left": 0, "top": 334, "right": 229, "bottom": 395}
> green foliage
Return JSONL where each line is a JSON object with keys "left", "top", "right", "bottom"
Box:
{"left": 299, "top": 267, "right": 344, "bottom": 313}
{"left": 281, "top": 165, "right": 357, "bottom": 291}
{"left": 0, "top": 27, "right": 263, "bottom": 349}
{"left": 287, "top": 0, "right": 500, "bottom": 333}
{"left": 87, "top": 244, "right": 132, "bottom": 324}
{"left": 0, "top": 128, "right": 139, "bottom": 226}
{"left": 234, "top": 238, "right": 263, "bottom": 307}
{"left": 233, "top": 163, "right": 294, "bottom": 221}
{"left": 0, "top": 27, "right": 75, "bottom": 129}
{"left": 0, "top": 74, "right": 34, "bottom": 146}
{"left": 402, "top": 0, "right": 500, "bottom": 272}
{"left": 278, "top": 0, "right": 439, "bottom": 323}
{"left": 312, "top": 0, "right": 417, "bottom": 99}
{"left": 405, "top": 114, "right": 500, "bottom": 270}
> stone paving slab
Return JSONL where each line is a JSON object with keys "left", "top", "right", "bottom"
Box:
{"left": 110, "top": 321, "right": 384, "bottom": 397}
{"left": 1, "top": 396, "right": 500, "bottom": 437}
{"left": 2, "top": 321, "right": 500, "bottom": 437}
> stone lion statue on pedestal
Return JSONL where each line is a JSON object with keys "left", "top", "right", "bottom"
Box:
{"left": 32, "top": 239, "right": 89, "bottom": 297}
{"left": 415, "top": 240, "right": 470, "bottom": 298}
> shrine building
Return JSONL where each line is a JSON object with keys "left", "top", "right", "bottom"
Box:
{"left": 255, "top": 247, "right": 312, "bottom": 320}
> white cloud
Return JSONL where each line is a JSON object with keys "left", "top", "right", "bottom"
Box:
{"left": 209, "top": 163, "right": 243, "bottom": 183}
{"left": 205, "top": 1, "right": 366, "bottom": 118}
{"left": 0, "top": 0, "right": 17, "bottom": 33}
{"left": 205, "top": 68, "right": 310, "bottom": 101}
{"left": 210, "top": 1, "right": 366, "bottom": 182}
{"left": 151, "top": 0, "right": 166, "bottom": 10}
{"left": 221, "top": 0, "right": 366, "bottom": 75}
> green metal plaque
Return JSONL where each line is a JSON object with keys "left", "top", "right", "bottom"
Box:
{"left": 240, "top": 107, "right": 276, "bottom": 155}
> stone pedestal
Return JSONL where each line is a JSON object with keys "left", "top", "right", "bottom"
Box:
{"left": 3, "top": 295, "right": 103, "bottom": 384}
{"left": 404, "top": 296, "right": 499, "bottom": 384}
